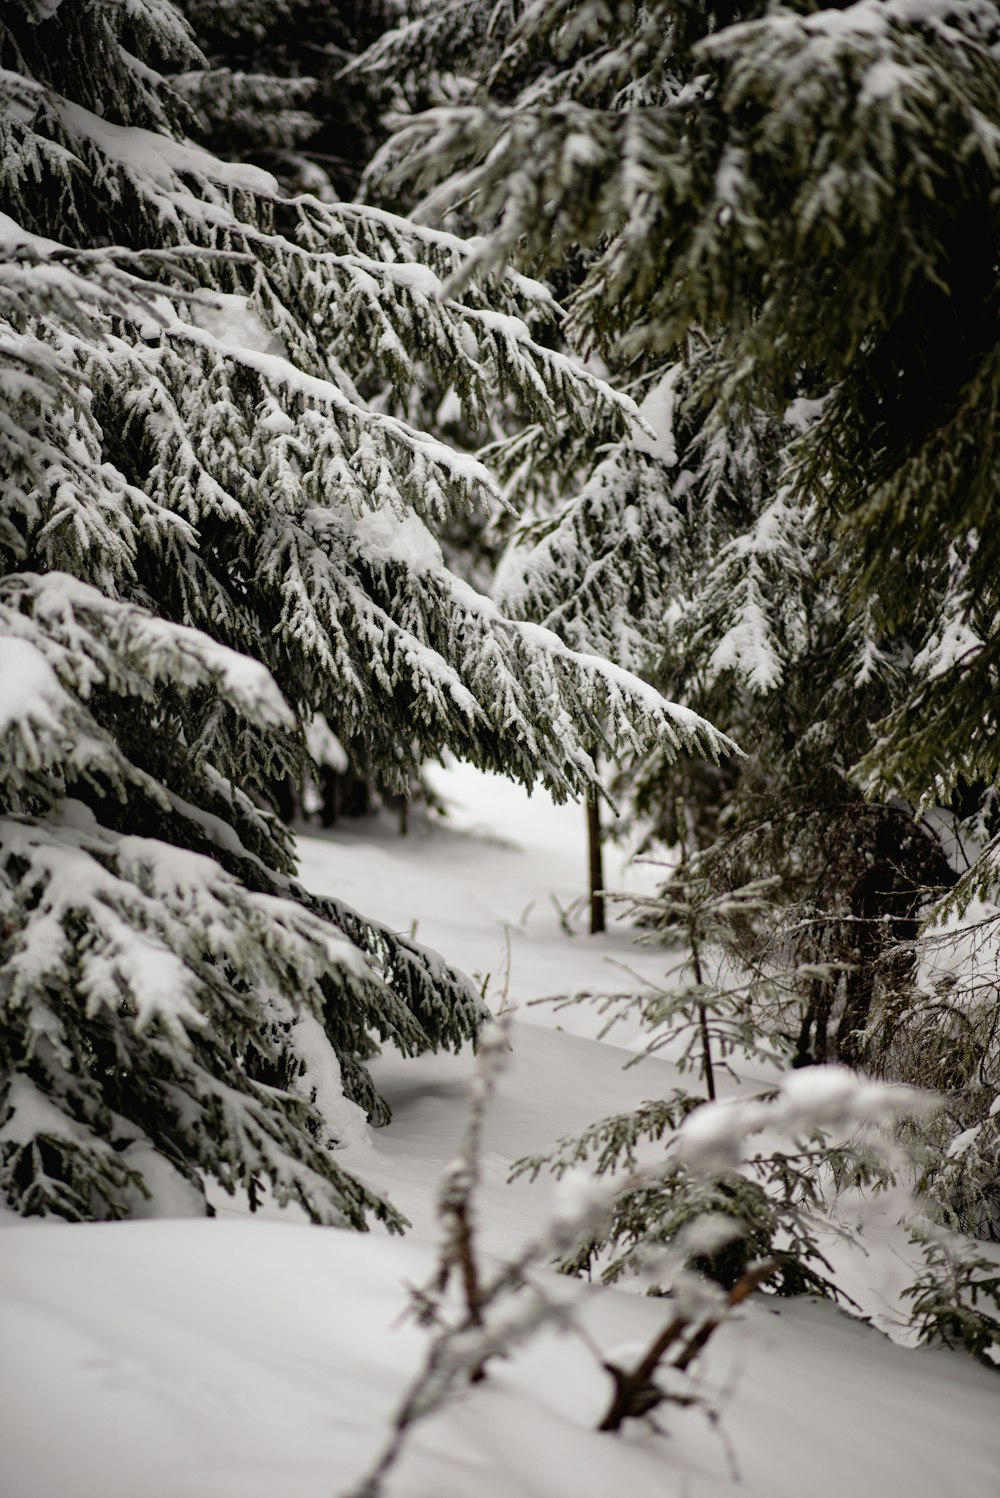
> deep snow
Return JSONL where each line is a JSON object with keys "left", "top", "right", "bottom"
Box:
{"left": 2, "top": 764, "right": 999, "bottom": 1498}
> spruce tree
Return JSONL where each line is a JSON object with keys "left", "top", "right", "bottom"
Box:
{"left": 0, "top": 0, "right": 733, "bottom": 1224}
{"left": 377, "top": 0, "right": 1000, "bottom": 862}
{"left": 370, "top": 0, "right": 998, "bottom": 1049}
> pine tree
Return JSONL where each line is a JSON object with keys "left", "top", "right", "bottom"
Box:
{"left": 0, "top": 0, "right": 734, "bottom": 1224}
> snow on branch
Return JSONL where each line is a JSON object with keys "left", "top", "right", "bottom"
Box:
{"left": 0, "top": 804, "right": 403, "bottom": 1228}
{"left": 0, "top": 0, "right": 738, "bottom": 1232}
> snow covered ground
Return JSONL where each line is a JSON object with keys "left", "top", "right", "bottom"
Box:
{"left": 3, "top": 764, "right": 999, "bottom": 1498}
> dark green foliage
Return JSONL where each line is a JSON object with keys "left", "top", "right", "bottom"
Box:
{"left": 175, "top": 0, "right": 395, "bottom": 197}
{"left": 903, "top": 1229, "right": 1000, "bottom": 1366}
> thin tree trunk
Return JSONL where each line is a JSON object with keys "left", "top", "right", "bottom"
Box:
{"left": 689, "top": 938, "right": 716, "bottom": 1101}
{"left": 587, "top": 783, "right": 605, "bottom": 934}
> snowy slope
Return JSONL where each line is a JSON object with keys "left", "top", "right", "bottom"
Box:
{"left": 295, "top": 759, "right": 673, "bottom": 1034}
{"left": 2, "top": 766, "right": 999, "bottom": 1498}
{"left": 3, "top": 1213, "right": 999, "bottom": 1498}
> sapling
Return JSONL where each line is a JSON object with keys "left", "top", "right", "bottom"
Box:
{"left": 515, "top": 1064, "right": 924, "bottom": 1302}
{"left": 519, "top": 821, "right": 937, "bottom": 1297}
{"left": 345, "top": 1019, "right": 629, "bottom": 1496}
{"left": 902, "top": 1224, "right": 1000, "bottom": 1367}
{"left": 546, "top": 815, "right": 788, "bottom": 1107}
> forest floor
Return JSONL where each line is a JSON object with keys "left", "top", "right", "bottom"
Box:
{"left": 2, "top": 763, "right": 999, "bottom": 1498}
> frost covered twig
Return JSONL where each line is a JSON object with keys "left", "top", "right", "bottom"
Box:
{"left": 427, "top": 1019, "right": 511, "bottom": 1369}
{"left": 345, "top": 1023, "right": 641, "bottom": 1496}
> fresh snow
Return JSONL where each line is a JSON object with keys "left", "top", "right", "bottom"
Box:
{"left": 630, "top": 366, "right": 680, "bottom": 465}
{"left": 3, "top": 763, "right": 999, "bottom": 1498}
{"left": 57, "top": 99, "right": 279, "bottom": 199}
{"left": 0, "top": 634, "right": 68, "bottom": 738}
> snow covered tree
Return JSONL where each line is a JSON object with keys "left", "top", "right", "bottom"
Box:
{"left": 368, "top": 0, "right": 999, "bottom": 1074}
{"left": 377, "top": 0, "right": 1000, "bottom": 868}
{"left": 0, "top": 0, "right": 734, "bottom": 1225}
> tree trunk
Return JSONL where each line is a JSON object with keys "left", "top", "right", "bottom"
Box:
{"left": 587, "top": 784, "right": 605, "bottom": 934}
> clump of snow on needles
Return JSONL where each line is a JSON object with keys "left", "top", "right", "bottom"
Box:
{"left": 630, "top": 366, "right": 681, "bottom": 465}
{"left": 675, "top": 1066, "right": 924, "bottom": 1175}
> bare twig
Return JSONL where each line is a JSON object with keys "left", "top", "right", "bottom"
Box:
{"left": 597, "top": 1260, "right": 777, "bottom": 1432}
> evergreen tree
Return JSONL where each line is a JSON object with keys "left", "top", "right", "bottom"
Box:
{"left": 379, "top": 0, "right": 1000, "bottom": 863}
{"left": 370, "top": 0, "right": 998, "bottom": 1066}
{"left": 0, "top": 0, "right": 733, "bottom": 1224}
